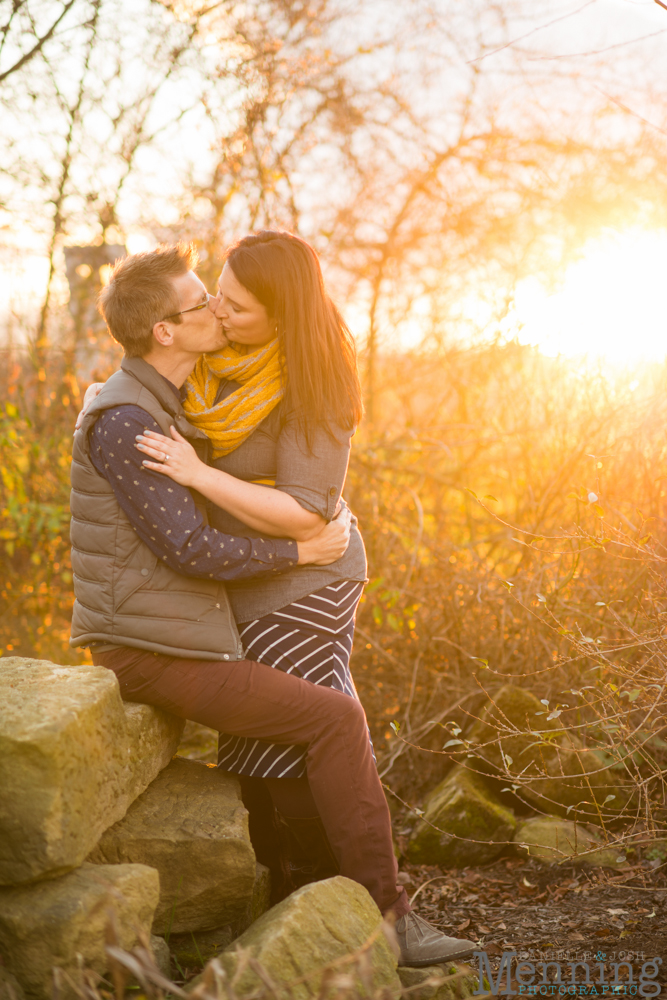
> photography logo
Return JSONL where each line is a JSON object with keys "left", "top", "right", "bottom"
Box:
{"left": 472, "top": 951, "right": 663, "bottom": 996}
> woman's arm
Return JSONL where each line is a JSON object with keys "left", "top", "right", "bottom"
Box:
{"left": 135, "top": 427, "right": 326, "bottom": 541}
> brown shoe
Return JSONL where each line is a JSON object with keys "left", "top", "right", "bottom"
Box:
{"left": 396, "top": 911, "right": 475, "bottom": 967}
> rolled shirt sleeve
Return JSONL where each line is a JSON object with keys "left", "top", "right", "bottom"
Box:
{"left": 274, "top": 416, "right": 354, "bottom": 521}
{"left": 89, "top": 405, "right": 298, "bottom": 581}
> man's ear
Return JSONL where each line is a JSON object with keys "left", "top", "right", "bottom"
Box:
{"left": 151, "top": 320, "right": 175, "bottom": 348}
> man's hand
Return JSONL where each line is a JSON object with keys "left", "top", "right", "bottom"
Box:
{"left": 297, "top": 509, "right": 351, "bottom": 566}
{"left": 74, "top": 382, "right": 104, "bottom": 431}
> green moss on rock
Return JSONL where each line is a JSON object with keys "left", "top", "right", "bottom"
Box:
{"left": 407, "top": 766, "right": 516, "bottom": 867}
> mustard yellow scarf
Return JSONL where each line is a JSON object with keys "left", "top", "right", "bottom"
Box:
{"left": 183, "top": 340, "right": 284, "bottom": 459}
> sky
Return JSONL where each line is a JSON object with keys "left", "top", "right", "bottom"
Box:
{"left": 2, "top": 0, "right": 667, "bottom": 363}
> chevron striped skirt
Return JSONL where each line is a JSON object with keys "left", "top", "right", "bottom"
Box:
{"left": 217, "top": 579, "right": 365, "bottom": 779}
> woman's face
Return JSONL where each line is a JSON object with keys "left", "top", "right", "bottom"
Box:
{"left": 213, "top": 263, "right": 275, "bottom": 348}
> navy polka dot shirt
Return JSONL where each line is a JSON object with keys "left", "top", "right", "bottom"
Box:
{"left": 89, "top": 405, "right": 298, "bottom": 581}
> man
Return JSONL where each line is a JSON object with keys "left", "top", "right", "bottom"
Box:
{"left": 70, "top": 242, "right": 474, "bottom": 965}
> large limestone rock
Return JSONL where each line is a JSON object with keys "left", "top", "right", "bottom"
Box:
{"left": 407, "top": 766, "right": 516, "bottom": 867}
{"left": 513, "top": 816, "right": 627, "bottom": 867}
{"left": 0, "top": 862, "right": 159, "bottom": 999}
{"left": 0, "top": 657, "right": 183, "bottom": 886}
{"left": 466, "top": 685, "right": 632, "bottom": 823}
{"left": 87, "top": 757, "right": 257, "bottom": 934}
{"left": 216, "top": 877, "right": 401, "bottom": 999}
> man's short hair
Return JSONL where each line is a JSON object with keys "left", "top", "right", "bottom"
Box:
{"left": 98, "top": 242, "right": 199, "bottom": 357}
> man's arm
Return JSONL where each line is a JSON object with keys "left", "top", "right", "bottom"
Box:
{"left": 89, "top": 405, "right": 300, "bottom": 581}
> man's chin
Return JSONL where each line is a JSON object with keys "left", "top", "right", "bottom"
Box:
{"left": 205, "top": 334, "right": 229, "bottom": 353}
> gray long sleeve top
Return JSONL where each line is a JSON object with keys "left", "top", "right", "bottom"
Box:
{"left": 208, "top": 380, "right": 367, "bottom": 623}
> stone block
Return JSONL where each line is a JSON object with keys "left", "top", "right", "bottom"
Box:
{"left": 0, "top": 657, "right": 183, "bottom": 886}
{"left": 87, "top": 757, "right": 256, "bottom": 934}
{"left": 407, "top": 766, "right": 516, "bottom": 867}
{"left": 169, "top": 862, "right": 271, "bottom": 969}
{"left": 513, "top": 816, "right": 627, "bottom": 867}
{"left": 0, "top": 862, "right": 159, "bottom": 999}
{"left": 398, "top": 963, "right": 480, "bottom": 1000}
{"left": 466, "top": 685, "right": 632, "bottom": 824}
{"left": 216, "top": 876, "right": 401, "bottom": 998}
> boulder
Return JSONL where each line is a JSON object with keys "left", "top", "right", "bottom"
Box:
{"left": 466, "top": 685, "right": 632, "bottom": 824}
{"left": 0, "top": 862, "right": 159, "bottom": 999}
{"left": 87, "top": 757, "right": 257, "bottom": 934}
{"left": 216, "top": 876, "right": 401, "bottom": 999}
{"left": 513, "top": 816, "right": 627, "bottom": 867}
{"left": 398, "top": 964, "right": 479, "bottom": 1000}
{"left": 407, "top": 766, "right": 516, "bottom": 867}
{"left": 0, "top": 657, "right": 183, "bottom": 886}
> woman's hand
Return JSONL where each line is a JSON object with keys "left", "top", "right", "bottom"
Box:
{"left": 297, "top": 509, "right": 351, "bottom": 565}
{"left": 74, "top": 382, "right": 104, "bottom": 431}
{"left": 135, "top": 426, "right": 207, "bottom": 489}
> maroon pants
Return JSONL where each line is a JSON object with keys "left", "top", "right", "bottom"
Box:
{"left": 93, "top": 647, "right": 409, "bottom": 917}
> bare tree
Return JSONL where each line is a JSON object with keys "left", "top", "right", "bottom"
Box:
{"left": 3, "top": 0, "right": 667, "bottom": 421}
{"left": 0, "top": 0, "right": 82, "bottom": 83}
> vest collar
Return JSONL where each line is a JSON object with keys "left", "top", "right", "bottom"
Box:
{"left": 119, "top": 356, "right": 209, "bottom": 445}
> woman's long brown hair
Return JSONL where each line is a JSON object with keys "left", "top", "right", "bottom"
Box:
{"left": 223, "top": 230, "right": 363, "bottom": 438}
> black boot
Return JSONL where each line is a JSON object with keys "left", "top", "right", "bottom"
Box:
{"left": 275, "top": 812, "right": 340, "bottom": 890}
{"left": 238, "top": 775, "right": 294, "bottom": 904}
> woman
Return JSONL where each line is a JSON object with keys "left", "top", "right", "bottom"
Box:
{"left": 134, "top": 230, "right": 368, "bottom": 896}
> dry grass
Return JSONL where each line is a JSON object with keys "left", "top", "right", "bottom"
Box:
{"left": 2, "top": 335, "right": 666, "bottom": 852}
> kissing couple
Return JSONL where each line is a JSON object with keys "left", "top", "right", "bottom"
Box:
{"left": 70, "top": 230, "right": 473, "bottom": 965}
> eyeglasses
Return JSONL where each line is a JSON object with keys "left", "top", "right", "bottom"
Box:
{"left": 160, "top": 293, "right": 213, "bottom": 322}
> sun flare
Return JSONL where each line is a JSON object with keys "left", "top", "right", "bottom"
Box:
{"left": 514, "top": 230, "right": 667, "bottom": 365}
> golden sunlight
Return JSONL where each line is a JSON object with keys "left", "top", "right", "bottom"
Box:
{"left": 514, "top": 230, "right": 667, "bottom": 364}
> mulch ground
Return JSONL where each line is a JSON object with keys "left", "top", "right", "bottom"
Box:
{"left": 399, "top": 855, "right": 667, "bottom": 986}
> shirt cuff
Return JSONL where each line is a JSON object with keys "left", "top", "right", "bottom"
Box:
{"left": 251, "top": 537, "right": 298, "bottom": 572}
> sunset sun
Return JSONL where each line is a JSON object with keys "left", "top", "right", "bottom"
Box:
{"left": 514, "top": 229, "right": 667, "bottom": 364}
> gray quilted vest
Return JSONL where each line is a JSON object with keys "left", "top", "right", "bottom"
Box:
{"left": 69, "top": 356, "right": 243, "bottom": 660}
